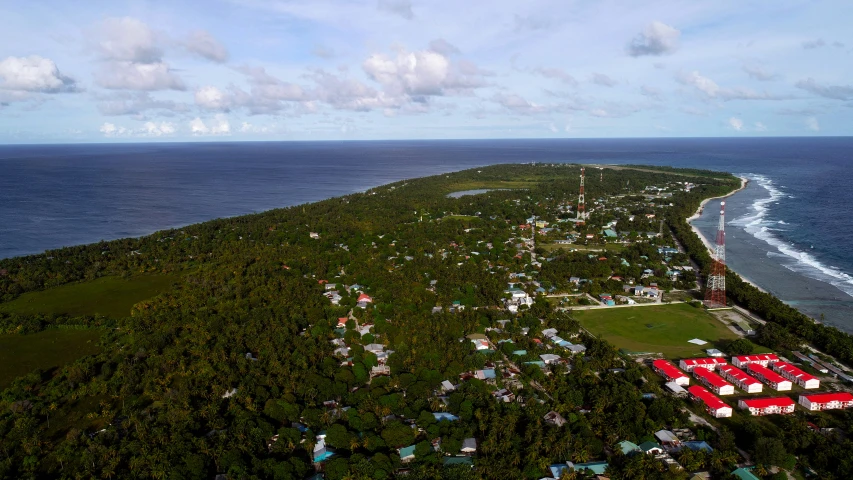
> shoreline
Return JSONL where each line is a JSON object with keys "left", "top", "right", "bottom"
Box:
{"left": 687, "top": 176, "right": 769, "bottom": 294}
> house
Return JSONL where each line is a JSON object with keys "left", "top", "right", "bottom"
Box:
{"left": 799, "top": 392, "right": 853, "bottom": 411}
{"left": 568, "top": 461, "right": 609, "bottom": 475}
{"left": 731, "top": 353, "right": 779, "bottom": 368}
{"left": 474, "top": 369, "right": 497, "bottom": 380}
{"left": 738, "top": 397, "right": 796, "bottom": 416}
{"left": 679, "top": 357, "right": 727, "bottom": 372}
{"left": 567, "top": 344, "right": 587, "bottom": 354}
{"left": 683, "top": 441, "right": 713, "bottom": 453}
{"left": 705, "top": 348, "right": 724, "bottom": 358}
{"left": 399, "top": 445, "right": 416, "bottom": 463}
{"left": 693, "top": 368, "right": 735, "bottom": 395}
{"left": 310, "top": 232, "right": 320, "bottom": 239}
{"left": 654, "top": 430, "right": 681, "bottom": 447}
{"left": 718, "top": 365, "right": 763, "bottom": 393}
{"left": 541, "top": 328, "right": 559, "bottom": 338}
{"left": 747, "top": 363, "right": 792, "bottom": 391}
{"left": 540, "top": 354, "right": 562, "bottom": 365}
{"left": 664, "top": 382, "right": 688, "bottom": 397}
{"left": 433, "top": 413, "right": 459, "bottom": 422}
{"left": 688, "top": 385, "right": 732, "bottom": 418}
{"left": 652, "top": 359, "right": 690, "bottom": 385}
{"left": 440, "top": 380, "right": 455, "bottom": 393}
{"left": 773, "top": 361, "right": 820, "bottom": 389}
{"left": 357, "top": 293, "right": 373, "bottom": 303}
{"left": 472, "top": 339, "right": 490, "bottom": 351}
{"left": 618, "top": 440, "right": 641, "bottom": 456}
{"left": 461, "top": 438, "right": 477, "bottom": 454}
{"left": 731, "top": 468, "right": 761, "bottom": 480}
{"left": 364, "top": 343, "right": 385, "bottom": 354}
{"left": 639, "top": 441, "right": 663, "bottom": 455}
{"left": 543, "top": 411, "right": 567, "bottom": 427}
{"left": 337, "top": 317, "right": 349, "bottom": 328}
{"left": 370, "top": 365, "right": 391, "bottom": 377}
{"left": 313, "top": 436, "right": 335, "bottom": 463}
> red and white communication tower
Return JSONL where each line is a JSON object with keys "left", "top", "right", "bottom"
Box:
{"left": 576, "top": 167, "right": 586, "bottom": 223}
{"left": 705, "top": 201, "right": 727, "bottom": 308}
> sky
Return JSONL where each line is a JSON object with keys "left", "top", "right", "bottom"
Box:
{"left": 0, "top": 0, "right": 851, "bottom": 143}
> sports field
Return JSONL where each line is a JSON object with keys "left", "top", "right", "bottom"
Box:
{"left": 573, "top": 303, "right": 754, "bottom": 358}
{"left": 0, "top": 274, "right": 177, "bottom": 318}
{"left": 0, "top": 329, "right": 102, "bottom": 388}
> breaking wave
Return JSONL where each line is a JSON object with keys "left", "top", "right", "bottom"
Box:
{"left": 732, "top": 174, "right": 853, "bottom": 298}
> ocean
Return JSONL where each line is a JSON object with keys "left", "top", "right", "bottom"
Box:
{"left": 1, "top": 138, "right": 852, "bottom": 331}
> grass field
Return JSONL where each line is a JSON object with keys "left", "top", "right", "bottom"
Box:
{"left": 0, "top": 329, "right": 102, "bottom": 388}
{"left": 573, "top": 303, "right": 763, "bottom": 358}
{"left": 0, "top": 274, "right": 177, "bottom": 318}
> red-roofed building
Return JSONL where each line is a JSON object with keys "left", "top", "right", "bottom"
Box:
{"left": 773, "top": 362, "right": 820, "bottom": 389}
{"left": 679, "top": 357, "right": 727, "bottom": 372}
{"left": 718, "top": 365, "right": 763, "bottom": 394}
{"left": 652, "top": 359, "right": 689, "bottom": 386}
{"left": 739, "top": 397, "right": 796, "bottom": 416}
{"left": 799, "top": 392, "right": 853, "bottom": 411}
{"left": 693, "top": 367, "right": 735, "bottom": 395}
{"left": 747, "top": 363, "right": 793, "bottom": 391}
{"left": 337, "top": 317, "right": 349, "bottom": 328}
{"left": 731, "top": 353, "right": 780, "bottom": 368}
{"left": 688, "top": 385, "right": 732, "bottom": 418}
{"left": 357, "top": 293, "right": 373, "bottom": 303}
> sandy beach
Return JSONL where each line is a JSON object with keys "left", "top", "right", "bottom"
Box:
{"left": 687, "top": 176, "right": 769, "bottom": 293}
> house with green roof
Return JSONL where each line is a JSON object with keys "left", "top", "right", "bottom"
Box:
{"left": 399, "top": 445, "right": 416, "bottom": 463}
{"left": 618, "top": 440, "right": 640, "bottom": 456}
{"left": 731, "top": 467, "right": 761, "bottom": 480}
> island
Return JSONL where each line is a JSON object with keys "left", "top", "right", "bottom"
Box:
{"left": 2, "top": 164, "right": 852, "bottom": 480}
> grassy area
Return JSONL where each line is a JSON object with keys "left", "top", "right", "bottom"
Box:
{"left": 0, "top": 274, "right": 178, "bottom": 318}
{"left": 0, "top": 329, "right": 102, "bottom": 389}
{"left": 443, "top": 180, "right": 539, "bottom": 193}
{"left": 441, "top": 215, "right": 481, "bottom": 221}
{"left": 574, "top": 303, "right": 757, "bottom": 358}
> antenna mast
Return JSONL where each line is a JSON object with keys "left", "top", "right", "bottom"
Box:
{"left": 705, "top": 201, "right": 727, "bottom": 308}
{"left": 576, "top": 167, "right": 586, "bottom": 223}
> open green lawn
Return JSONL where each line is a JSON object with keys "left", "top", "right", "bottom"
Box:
{"left": 0, "top": 329, "right": 102, "bottom": 389}
{"left": 573, "top": 303, "right": 767, "bottom": 358}
{"left": 0, "top": 274, "right": 178, "bottom": 318}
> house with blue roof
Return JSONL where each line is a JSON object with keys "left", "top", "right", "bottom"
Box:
{"left": 433, "top": 412, "right": 459, "bottom": 422}
{"left": 399, "top": 445, "right": 416, "bottom": 463}
{"left": 569, "top": 460, "right": 609, "bottom": 475}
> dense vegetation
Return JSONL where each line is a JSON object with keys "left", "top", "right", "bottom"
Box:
{"left": 1, "top": 164, "right": 852, "bottom": 479}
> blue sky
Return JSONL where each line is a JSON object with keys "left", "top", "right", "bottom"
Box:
{"left": 0, "top": 0, "right": 851, "bottom": 143}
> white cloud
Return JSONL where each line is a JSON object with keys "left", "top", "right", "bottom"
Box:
{"left": 533, "top": 67, "right": 578, "bottom": 86}
{"left": 96, "top": 61, "right": 185, "bottom": 91}
{"left": 97, "top": 17, "right": 163, "bottom": 63}
{"left": 311, "top": 45, "right": 336, "bottom": 59}
{"left": 754, "top": 121, "right": 767, "bottom": 131}
{"left": 627, "top": 21, "right": 680, "bottom": 57}
{"left": 0, "top": 56, "right": 78, "bottom": 93}
{"left": 492, "top": 92, "right": 547, "bottom": 115}
{"left": 184, "top": 30, "right": 228, "bottom": 63}
{"left": 195, "top": 85, "right": 232, "bottom": 111}
{"left": 428, "top": 38, "right": 460, "bottom": 56}
{"left": 189, "top": 114, "right": 231, "bottom": 135}
{"left": 377, "top": 0, "right": 414, "bottom": 20}
{"left": 640, "top": 85, "right": 662, "bottom": 100}
{"left": 806, "top": 117, "right": 820, "bottom": 131}
{"left": 743, "top": 64, "right": 779, "bottom": 81}
{"left": 99, "top": 120, "right": 175, "bottom": 136}
{"left": 678, "top": 71, "right": 785, "bottom": 101}
{"left": 591, "top": 73, "right": 618, "bottom": 87}
{"left": 728, "top": 117, "right": 744, "bottom": 131}
{"left": 142, "top": 121, "right": 176, "bottom": 136}
{"left": 795, "top": 78, "right": 853, "bottom": 100}
{"left": 97, "top": 92, "right": 188, "bottom": 116}
{"left": 802, "top": 39, "right": 826, "bottom": 49}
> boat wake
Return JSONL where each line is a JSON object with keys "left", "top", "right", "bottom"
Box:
{"left": 731, "top": 174, "right": 853, "bottom": 298}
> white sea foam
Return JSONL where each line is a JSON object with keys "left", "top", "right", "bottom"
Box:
{"left": 733, "top": 174, "right": 853, "bottom": 298}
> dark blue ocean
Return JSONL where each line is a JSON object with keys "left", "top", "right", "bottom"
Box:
{"left": 1, "top": 138, "right": 852, "bottom": 330}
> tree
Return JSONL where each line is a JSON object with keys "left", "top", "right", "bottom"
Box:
{"left": 725, "top": 338, "right": 755, "bottom": 355}
{"left": 754, "top": 437, "right": 787, "bottom": 467}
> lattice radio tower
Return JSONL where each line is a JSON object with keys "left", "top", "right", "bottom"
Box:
{"left": 705, "top": 201, "right": 727, "bottom": 308}
{"left": 576, "top": 167, "right": 586, "bottom": 222}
